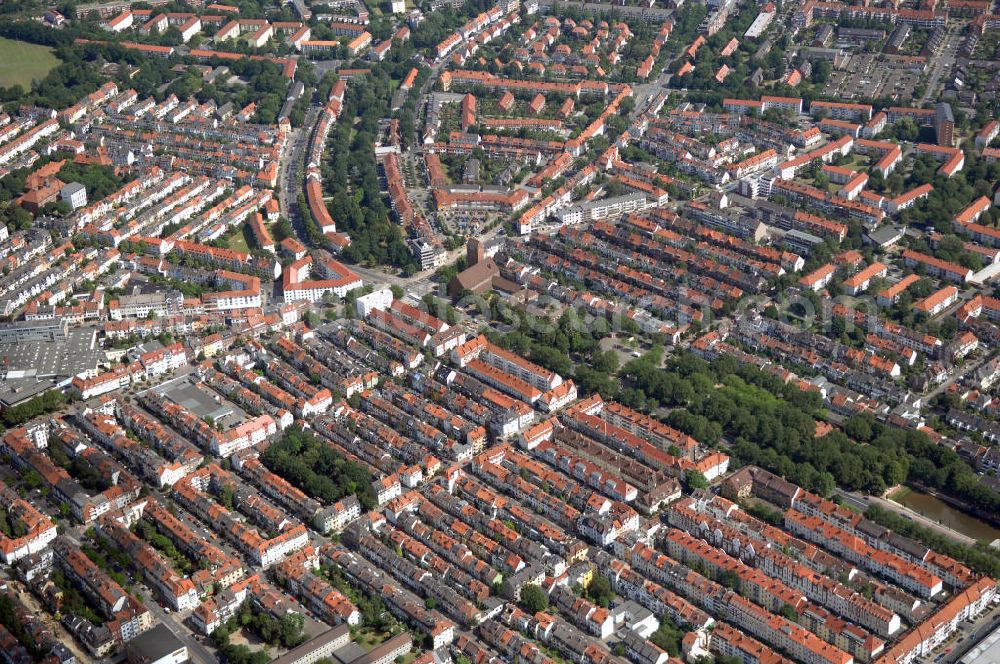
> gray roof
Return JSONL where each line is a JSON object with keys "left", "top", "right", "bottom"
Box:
{"left": 784, "top": 228, "right": 824, "bottom": 244}
{"left": 0, "top": 327, "right": 101, "bottom": 380}
{"left": 936, "top": 101, "right": 955, "bottom": 123}
{"left": 271, "top": 625, "right": 351, "bottom": 664}
{"left": 866, "top": 224, "right": 905, "bottom": 246}
{"left": 0, "top": 378, "right": 55, "bottom": 408}
{"left": 125, "top": 624, "right": 187, "bottom": 663}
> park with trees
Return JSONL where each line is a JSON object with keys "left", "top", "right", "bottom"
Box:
{"left": 260, "top": 425, "right": 378, "bottom": 511}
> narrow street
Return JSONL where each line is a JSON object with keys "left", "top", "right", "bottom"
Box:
{"left": 410, "top": 59, "right": 448, "bottom": 147}
{"left": 279, "top": 104, "right": 320, "bottom": 229}
{"left": 925, "top": 351, "right": 995, "bottom": 402}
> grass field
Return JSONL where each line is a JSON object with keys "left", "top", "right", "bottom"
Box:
{"left": 889, "top": 486, "right": 912, "bottom": 501}
{"left": 0, "top": 37, "right": 59, "bottom": 89}
{"left": 222, "top": 224, "right": 251, "bottom": 253}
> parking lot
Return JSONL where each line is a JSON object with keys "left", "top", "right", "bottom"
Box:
{"left": 823, "top": 53, "right": 923, "bottom": 101}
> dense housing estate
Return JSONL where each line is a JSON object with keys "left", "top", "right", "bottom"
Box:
{"left": 2, "top": 0, "right": 1000, "bottom": 662}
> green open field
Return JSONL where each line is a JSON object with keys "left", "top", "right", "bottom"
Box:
{"left": 0, "top": 37, "right": 59, "bottom": 89}
{"left": 222, "top": 223, "right": 251, "bottom": 253}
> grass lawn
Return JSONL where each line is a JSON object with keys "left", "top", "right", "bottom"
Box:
{"left": 838, "top": 153, "right": 871, "bottom": 172}
{"left": 222, "top": 223, "right": 251, "bottom": 252}
{"left": 0, "top": 37, "right": 59, "bottom": 89}
{"left": 356, "top": 628, "right": 390, "bottom": 649}
{"left": 398, "top": 651, "right": 420, "bottom": 664}
{"left": 355, "top": 627, "right": 407, "bottom": 650}
{"left": 888, "top": 486, "right": 912, "bottom": 501}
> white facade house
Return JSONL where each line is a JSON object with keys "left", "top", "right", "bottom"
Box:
{"left": 61, "top": 182, "right": 87, "bottom": 210}
{"left": 356, "top": 288, "right": 394, "bottom": 317}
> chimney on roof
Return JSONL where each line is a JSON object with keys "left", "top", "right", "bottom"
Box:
{"left": 467, "top": 237, "right": 484, "bottom": 267}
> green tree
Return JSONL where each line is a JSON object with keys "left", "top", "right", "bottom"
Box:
{"left": 219, "top": 484, "right": 235, "bottom": 510}
{"left": 586, "top": 574, "right": 614, "bottom": 608}
{"left": 648, "top": 616, "right": 683, "bottom": 655}
{"left": 895, "top": 116, "right": 919, "bottom": 141}
{"left": 520, "top": 584, "right": 549, "bottom": 613}
{"left": 778, "top": 603, "right": 799, "bottom": 620}
{"left": 718, "top": 569, "right": 740, "bottom": 590}
{"left": 686, "top": 470, "right": 709, "bottom": 490}
{"left": 260, "top": 426, "right": 377, "bottom": 509}
{"left": 844, "top": 413, "right": 875, "bottom": 442}
{"left": 811, "top": 60, "right": 832, "bottom": 84}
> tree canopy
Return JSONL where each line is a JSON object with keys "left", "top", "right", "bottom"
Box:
{"left": 260, "top": 425, "right": 377, "bottom": 510}
{"left": 520, "top": 584, "right": 549, "bottom": 613}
